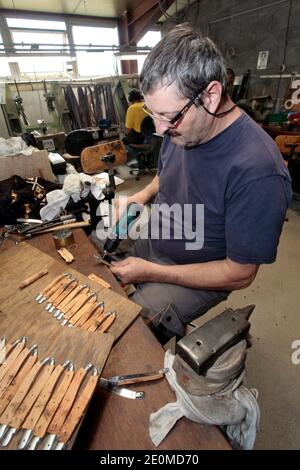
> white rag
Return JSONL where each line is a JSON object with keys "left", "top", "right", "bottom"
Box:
{"left": 40, "top": 172, "right": 105, "bottom": 221}
{"left": 149, "top": 347, "right": 260, "bottom": 450}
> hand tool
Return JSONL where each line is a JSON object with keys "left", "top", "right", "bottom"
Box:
{"left": 61, "top": 292, "right": 97, "bottom": 325}
{"left": 175, "top": 304, "right": 255, "bottom": 375}
{"left": 47, "top": 278, "right": 78, "bottom": 313}
{"left": 67, "top": 295, "right": 98, "bottom": 326}
{"left": 101, "top": 202, "right": 143, "bottom": 259}
{"left": 16, "top": 218, "right": 43, "bottom": 224}
{"left": 1, "top": 358, "right": 55, "bottom": 446}
{"left": 0, "top": 348, "right": 38, "bottom": 416}
{"left": 20, "top": 214, "right": 77, "bottom": 235}
{"left": 45, "top": 276, "right": 76, "bottom": 311}
{"left": 73, "top": 301, "right": 104, "bottom": 329}
{"left": 34, "top": 272, "right": 70, "bottom": 303}
{"left": 88, "top": 311, "right": 117, "bottom": 333}
{"left": 55, "top": 367, "right": 99, "bottom": 449}
{"left": 82, "top": 304, "right": 109, "bottom": 332}
{"left": 18, "top": 360, "right": 71, "bottom": 450}
{"left": 0, "top": 356, "right": 51, "bottom": 441}
{"left": 106, "top": 368, "right": 169, "bottom": 386}
{"left": 42, "top": 363, "right": 93, "bottom": 450}
{"left": 18, "top": 269, "right": 48, "bottom": 289}
{"left": 26, "top": 362, "right": 75, "bottom": 450}
{"left": 0, "top": 337, "right": 26, "bottom": 382}
{"left": 0, "top": 344, "right": 37, "bottom": 398}
{"left": 53, "top": 284, "right": 89, "bottom": 318}
{"left": 98, "top": 377, "right": 144, "bottom": 400}
{"left": 93, "top": 254, "right": 112, "bottom": 267}
{"left": 25, "top": 220, "right": 90, "bottom": 236}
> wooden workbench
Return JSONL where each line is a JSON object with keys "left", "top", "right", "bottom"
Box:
{"left": 0, "top": 228, "right": 231, "bottom": 450}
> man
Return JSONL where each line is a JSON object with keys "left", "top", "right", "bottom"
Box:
{"left": 123, "top": 88, "right": 147, "bottom": 145}
{"left": 110, "top": 24, "right": 292, "bottom": 344}
{"left": 226, "top": 67, "right": 235, "bottom": 97}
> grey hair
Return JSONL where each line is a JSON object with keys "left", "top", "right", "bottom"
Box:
{"left": 140, "top": 24, "right": 227, "bottom": 100}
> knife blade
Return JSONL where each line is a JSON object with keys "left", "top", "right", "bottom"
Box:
{"left": 98, "top": 378, "right": 144, "bottom": 399}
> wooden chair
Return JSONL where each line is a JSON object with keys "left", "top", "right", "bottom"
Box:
{"left": 275, "top": 135, "right": 300, "bottom": 168}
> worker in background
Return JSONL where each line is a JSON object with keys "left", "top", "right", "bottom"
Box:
{"left": 111, "top": 24, "right": 292, "bottom": 344}
{"left": 226, "top": 67, "right": 235, "bottom": 97}
{"left": 123, "top": 88, "right": 147, "bottom": 145}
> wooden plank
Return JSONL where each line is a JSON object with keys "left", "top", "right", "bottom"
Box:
{"left": 0, "top": 242, "right": 142, "bottom": 342}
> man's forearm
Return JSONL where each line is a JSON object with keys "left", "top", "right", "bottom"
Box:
{"left": 128, "top": 175, "right": 159, "bottom": 205}
{"left": 148, "top": 258, "right": 258, "bottom": 291}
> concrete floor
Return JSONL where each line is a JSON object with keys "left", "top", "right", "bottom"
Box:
{"left": 113, "top": 167, "right": 300, "bottom": 450}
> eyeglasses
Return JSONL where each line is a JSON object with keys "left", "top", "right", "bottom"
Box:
{"left": 143, "top": 92, "right": 201, "bottom": 127}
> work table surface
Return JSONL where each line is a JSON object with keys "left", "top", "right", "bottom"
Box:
{"left": 0, "top": 228, "right": 230, "bottom": 450}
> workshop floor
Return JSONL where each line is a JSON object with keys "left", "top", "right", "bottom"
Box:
{"left": 114, "top": 168, "right": 300, "bottom": 450}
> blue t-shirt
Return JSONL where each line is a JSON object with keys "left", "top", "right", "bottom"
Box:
{"left": 150, "top": 112, "right": 292, "bottom": 265}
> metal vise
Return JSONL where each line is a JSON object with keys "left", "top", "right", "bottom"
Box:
{"left": 176, "top": 304, "right": 255, "bottom": 375}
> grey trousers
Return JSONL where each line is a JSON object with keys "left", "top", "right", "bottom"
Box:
{"left": 129, "top": 238, "right": 231, "bottom": 339}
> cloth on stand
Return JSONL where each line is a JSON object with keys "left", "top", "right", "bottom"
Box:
{"left": 40, "top": 172, "right": 105, "bottom": 221}
{"left": 149, "top": 343, "right": 260, "bottom": 450}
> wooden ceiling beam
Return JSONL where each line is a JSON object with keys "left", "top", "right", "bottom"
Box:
{"left": 118, "top": 0, "right": 175, "bottom": 46}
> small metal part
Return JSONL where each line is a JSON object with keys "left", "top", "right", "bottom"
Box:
{"left": 1, "top": 426, "right": 16, "bottom": 446}
{"left": 18, "top": 429, "right": 32, "bottom": 450}
{"left": 98, "top": 377, "right": 144, "bottom": 400}
{"left": 27, "top": 434, "right": 40, "bottom": 450}
{"left": 42, "top": 433, "right": 57, "bottom": 450}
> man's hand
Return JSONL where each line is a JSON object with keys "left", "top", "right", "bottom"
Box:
{"left": 110, "top": 257, "right": 156, "bottom": 284}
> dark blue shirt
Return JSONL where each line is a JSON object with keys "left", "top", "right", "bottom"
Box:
{"left": 150, "top": 112, "right": 292, "bottom": 265}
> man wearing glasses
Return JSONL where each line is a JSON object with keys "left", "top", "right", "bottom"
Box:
{"left": 110, "top": 24, "right": 292, "bottom": 344}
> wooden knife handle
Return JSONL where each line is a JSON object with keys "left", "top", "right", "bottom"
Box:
{"left": 58, "top": 373, "right": 98, "bottom": 444}
{"left": 68, "top": 298, "right": 97, "bottom": 326}
{"left": 34, "top": 368, "right": 75, "bottom": 438}
{"left": 84, "top": 308, "right": 106, "bottom": 332}
{"left": 9, "top": 363, "right": 55, "bottom": 429}
{"left": 0, "top": 347, "right": 31, "bottom": 398}
{"left": 97, "top": 312, "right": 117, "bottom": 333}
{"left": 22, "top": 365, "right": 64, "bottom": 431}
{"left": 42, "top": 273, "right": 68, "bottom": 296}
{"left": 0, "top": 354, "right": 38, "bottom": 416}
{"left": 51, "top": 280, "right": 77, "bottom": 308}
{"left": 0, "top": 341, "right": 25, "bottom": 382}
{"left": 0, "top": 361, "right": 43, "bottom": 425}
{"left": 75, "top": 303, "right": 103, "bottom": 329}
{"left": 58, "top": 285, "right": 89, "bottom": 311}
{"left": 47, "top": 367, "right": 87, "bottom": 435}
{"left": 64, "top": 292, "right": 91, "bottom": 321}
{"left": 19, "top": 269, "right": 48, "bottom": 289}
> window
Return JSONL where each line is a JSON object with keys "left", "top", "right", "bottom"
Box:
{"left": 0, "top": 32, "right": 10, "bottom": 77}
{"left": 5, "top": 17, "right": 69, "bottom": 78}
{"left": 6, "top": 18, "right": 66, "bottom": 31}
{"left": 137, "top": 30, "right": 161, "bottom": 73}
{"left": 72, "top": 26, "right": 119, "bottom": 77}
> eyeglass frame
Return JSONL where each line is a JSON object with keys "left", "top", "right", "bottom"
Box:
{"left": 142, "top": 91, "right": 202, "bottom": 127}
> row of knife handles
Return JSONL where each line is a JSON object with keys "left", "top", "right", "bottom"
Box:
{"left": 35, "top": 271, "right": 117, "bottom": 333}
{"left": 0, "top": 336, "right": 98, "bottom": 450}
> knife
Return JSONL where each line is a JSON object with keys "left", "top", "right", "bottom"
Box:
{"left": 98, "top": 377, "right": 144, "bottom": 400}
